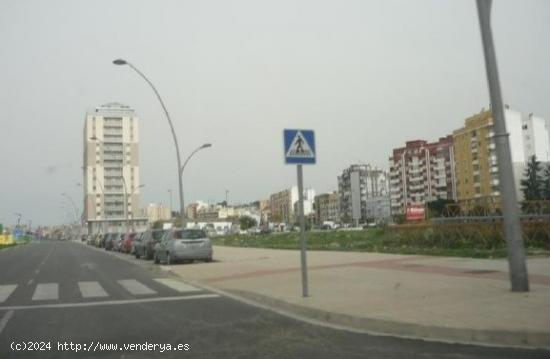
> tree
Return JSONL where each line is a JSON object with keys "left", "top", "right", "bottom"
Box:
{"left": 239, "top": 216, "right": 257, "bottom": 230}
{"left": 152, "top": 220, "right": 164, "bottom": 229}
{"left": 542, "top": 164, "right": 550, "bottom": 200}
{"left": 521, "top": 155, "right": 543, "bottom": 213}
{"left": 521, "top": 155, "right": 543, "bottom": 201}
{"left": 426, "top": 198, "right": 456, "bottom": 218}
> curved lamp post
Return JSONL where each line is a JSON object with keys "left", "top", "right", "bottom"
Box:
{"left": 61, "top": 193, "right": 79, "bottom": 223}
{"left": 180, "top": 143, "right": 212, "bottom": 216}
{"left": 120, "top": 177, "right": 145, "bottom": 235}
{"left": 181, "top": 143, "right": 212, "bottom": 175}
{"left": 113, "top": 59, "right": 186, "bottom": 226}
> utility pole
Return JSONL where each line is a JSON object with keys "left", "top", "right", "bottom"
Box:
{"left": 476, "top": 0, "right": 529, "bottom": 291}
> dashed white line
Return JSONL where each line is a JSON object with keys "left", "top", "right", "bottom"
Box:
{"left": 0, "top": 310, "right": 14, "bottom": 335}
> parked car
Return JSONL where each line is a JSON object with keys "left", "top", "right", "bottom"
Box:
{"left": 154, "top": 228, "right": 212, "bottom": 265}
{"left": 86, "top": 234, "right": 95, "bottom": 245}
{"left": 104, "top": 232, "right": 119, "bottom": 251}
{"left": 113, "top": 233, "right": 125, "bottom": 252}
{"left": 95, "top": 233, "right": 106, "bottom": 247}
{"left": 98, "top": 233, "right": 109, "bottom": 248}
{"left": 121, "top": 232, "right": 139, "bottom": 253}
{"left": 134, "top": 229, "right": 167, "bottom": 260}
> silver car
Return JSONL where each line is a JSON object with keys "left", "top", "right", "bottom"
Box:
{"left": 153, "top": 228, "right": 213, "bottom": 265}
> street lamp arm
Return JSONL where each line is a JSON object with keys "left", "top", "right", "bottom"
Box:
{"left": 180, "top": 146, "right": 205, "bottom": 175}
{"left": 125, "top": 63, "right": 180, "bottom": 157}
{"left": 120, "top": 60, "right": 185, "bottom": 226}
{"left": 61, "top": 193, "right": 79, "bottom": 223}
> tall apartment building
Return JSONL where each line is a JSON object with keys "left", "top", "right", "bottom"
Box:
{"left": 338, "top": 164, "right": 390, "bottom": 225}
{"left": 83, "top": 103, "right": 147, "bottom": 234}
{"left": 389, "top": 136, "right": 456, "bottom": 215}
{"left": 270, "top": 186, "right": 315, "bottom": 224}
{"left": 522, "top": 113, "right": 550, "bottom": 163}
{"left": 314, "top": 192, "right": 340, "bottom": 224}
{"left": 453, "top": 107, "right": 549, "bottom": 209}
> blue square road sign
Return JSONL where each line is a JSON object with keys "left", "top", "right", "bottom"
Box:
{"left": 284, "top": 129, "right": 316, "bottom": 164}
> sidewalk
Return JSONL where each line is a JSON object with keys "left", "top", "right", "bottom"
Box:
{"left": 162, "top": 246, "right": 550, "bottom": 348}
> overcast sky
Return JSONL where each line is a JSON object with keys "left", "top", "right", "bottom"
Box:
{"left": 1, "top": 0, "right": 549, "bottom": 227}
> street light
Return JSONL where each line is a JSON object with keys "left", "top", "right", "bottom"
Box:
{"left": 14, "top": 213, "right": 22, "bottom": 231}
{"left": 113, "top": 58, "right": 186, "bottom": 226}
{"left": 180, "top": 143, "right": 212, "bottom": 216}
{"left": 120, "top": 177, "right": 145, "bottom": 234}
{"left": 61, "top": 193, "right": 79, "bottom": 223}
{"left": 180, "top": 143, "right": 212, "bottom": 175}
{"left": 61, "top": 193, "right": 80, "bottom": 240}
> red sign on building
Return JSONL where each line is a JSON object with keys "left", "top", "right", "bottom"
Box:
{"left": 406, "top": 205, "right": 425, "bottom": 221}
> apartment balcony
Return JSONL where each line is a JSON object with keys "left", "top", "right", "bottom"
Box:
{"left": 486, "top": 131, "right": 495, "bottom": 139}
{"left": 473, "top": 170, "right": 480, "bottom": 176}
{"left": 492, "top": 179, "right": 499, "bottom": 186}
{"left": 408, "top": 167, "right": 423, "bottom": 175}
{"left": 103, "top": 154, "right": 124, "bottom": 161}
{"left": 408, "top": 184, "right": 425, "bottom": 191}
{"left": 103, "top": 159, "right": 123, "bottom": 166}
{"left": 105, "top": 205, "right": 125, "bottom": 212}
{"left": 434, "top": 181, "right": 447, "bottom": 188}
{"left": 488, "top": 143, "right": 496, "bottom": 150}
{"left": 490, "top": 166, "right": 498, "bottom": 173}
{"left": 104, "top": 187, "right": 124, "bottom": 193}
{"left": 409, "top": 175, "right": 424, "bottom": 183}
{"left": 390, "top": 194, "right": 401, "bottom": 200}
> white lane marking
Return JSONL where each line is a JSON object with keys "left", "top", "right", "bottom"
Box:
{"left": 154, "top": 278, "right": 201, "bottom": 293}
{"left": 27, "top": 279, "right": 34, "bottom": 286}
{"left": 78, "top": 281, "right": 108, "bottom": 298}
{"left": 0, "top": 285, "right": 17, "bottom": 303}
{"left": 0, "top": 294, "right": 219, "bottom": 311}
{"left": 0, "top": 310, "right": 14, "bottom": 335}
{"left": 118, "top": 280, "right": 157, "bottom": 295}
{"left": 32, "top": 283, "right": 59, "bottom": 301}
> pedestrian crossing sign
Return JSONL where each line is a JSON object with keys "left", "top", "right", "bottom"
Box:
{"left": 284, "top": 129, "right": 316, "bottom": 164}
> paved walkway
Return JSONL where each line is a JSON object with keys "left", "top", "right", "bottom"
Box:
{"left": 163, "top": 246, "right": 550, "bottom": 348}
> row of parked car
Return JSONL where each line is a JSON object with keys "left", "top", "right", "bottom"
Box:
{"left": 86, "top": 228, "right": 213, "bottom": 265}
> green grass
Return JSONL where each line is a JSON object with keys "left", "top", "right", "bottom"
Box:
{"left": 211, "top": 227, "right": 549, "bottom": 259}
{"left": 0, "top": 243, "right": 17, "bottom": 251}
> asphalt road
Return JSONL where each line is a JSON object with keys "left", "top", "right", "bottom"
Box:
{"left": 0, "top": 240, "right": 548, "bottom": 359}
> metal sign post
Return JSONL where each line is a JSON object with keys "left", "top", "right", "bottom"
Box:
{"left": 284, "top": 129, "right": 316, "bottom": 297}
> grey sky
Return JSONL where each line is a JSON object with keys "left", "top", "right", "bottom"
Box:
{"left": 1, "top": 0, "right": 549, "bottom": 226}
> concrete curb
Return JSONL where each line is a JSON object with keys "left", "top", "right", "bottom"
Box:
{"left": 164, "top": 270, "right": 550, "bottom": 350}
{"left": 219, "top": 289, "right": 550, "bottom": 350}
